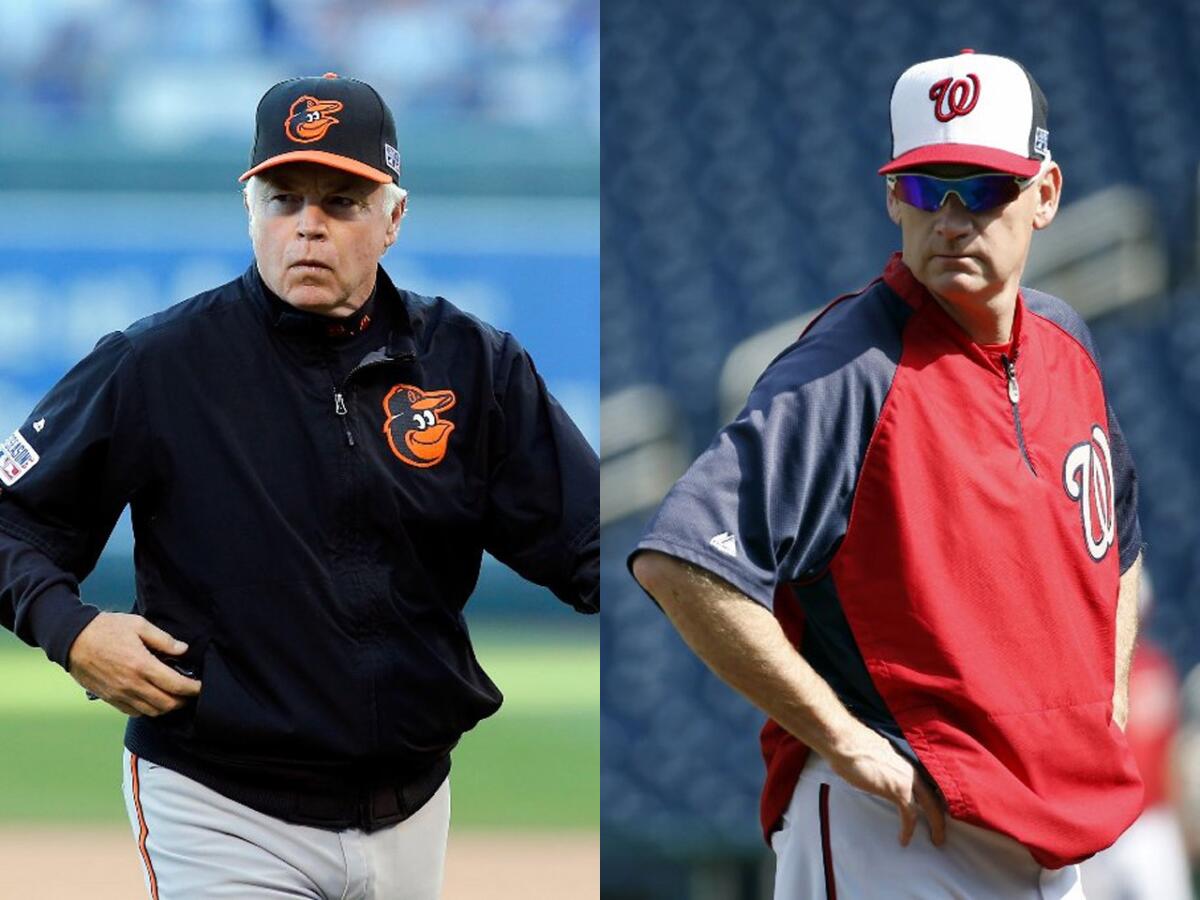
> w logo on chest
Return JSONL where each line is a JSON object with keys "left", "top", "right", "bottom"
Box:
{"left": 1062, "top": 425, "right": 1116, "bottom": 562}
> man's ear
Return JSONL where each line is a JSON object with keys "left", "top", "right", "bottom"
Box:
{"left": 886, "top": 182, "right": 902, "bottom": 225}
{"left": 1032, "top": 162, "right": 1062, "bottom": 231}
{"left": 243, "top": 189, "right": 254, "bottom": 238}
{"left": 384, "top": 193, "right": 406, "bottom": 248}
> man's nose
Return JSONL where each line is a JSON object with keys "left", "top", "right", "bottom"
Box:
{"left": 933, "top": 193, "right": 973, "bottom": 239}
{"left": 296, "top": 199, "right": 327, "bottom": 239}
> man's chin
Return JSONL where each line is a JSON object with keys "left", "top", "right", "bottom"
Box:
{"left": 927, "top": 269, "right": 989, "bottom": 302}
{"left": 279, "top": 284, "right": 341, "bottom": 314}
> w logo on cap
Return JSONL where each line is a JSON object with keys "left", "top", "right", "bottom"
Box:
{"left": 929, "top": 75, "right": 980, "bottom": 122}
{"left": 285, "top": 96, "right": 344, "bottom": 143}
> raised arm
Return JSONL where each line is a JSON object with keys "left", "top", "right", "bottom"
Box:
{"left": 632, "top": 549, "right": 944, "bottom": 846}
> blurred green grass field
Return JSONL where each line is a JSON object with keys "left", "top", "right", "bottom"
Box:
{"left": 0, "top": 624, "right": 597, "bottom": 829}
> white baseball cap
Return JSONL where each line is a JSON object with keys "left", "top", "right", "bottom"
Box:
{"left": 879, "top": 49, "right": 1049, "bottom": 178}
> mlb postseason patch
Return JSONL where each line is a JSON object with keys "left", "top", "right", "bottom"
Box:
{"left": 0, "top": 429, "right": 39, "bottom": 487}
{"left": 1034, "top": 127, "right": 1049, "bottom": 157}
{"left": 384, "top": 143, "right": 402, "bottom": 177}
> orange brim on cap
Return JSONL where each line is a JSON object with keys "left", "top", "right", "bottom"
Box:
{"left": 878, "top": 144, "right": 1042, "bottom": 178}
{"left": 239, "top": 150, "right": 393, "bottom": 184}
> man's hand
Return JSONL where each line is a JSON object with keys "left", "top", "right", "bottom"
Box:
{"left": 827, "top": 722, "right": 946, "bottom": 848}
{"left": 634, "top": 552, "right": 947, "bottom": 848}
{"left": 67, "top": 612, "right": 202, "bottom": 717}
{"left": 1112, "top": 688, "right": 1129, "bottom": 732}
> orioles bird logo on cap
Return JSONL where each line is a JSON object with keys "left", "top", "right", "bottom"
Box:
{"left": 383, "top": 384, "right": 457, "bottom": 468}
{"left": 285, "top": 96, "right": 344, "bottom": 143}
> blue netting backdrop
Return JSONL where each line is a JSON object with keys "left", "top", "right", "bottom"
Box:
{"left": 602, "top": 0, "right": 1200, "bottom": 894}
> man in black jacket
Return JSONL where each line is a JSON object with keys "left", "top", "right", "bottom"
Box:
{"left": 0, "top": 73, "right": 598, "bottom": 899}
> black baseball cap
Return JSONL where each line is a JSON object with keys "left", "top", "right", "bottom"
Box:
{"left": 239, "top": 72, "right": 402, "bottom": 184}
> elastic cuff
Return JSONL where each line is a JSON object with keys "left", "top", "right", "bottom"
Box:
{"left": 563, "top": 543, "right": 599, "bottom": 614}
{"left": 26, "top": 585, "right": 102, "bottom": 671}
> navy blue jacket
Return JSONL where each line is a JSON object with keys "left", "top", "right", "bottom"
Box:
{"left": 0, "top": 264, "right": 598, "bottom": 829}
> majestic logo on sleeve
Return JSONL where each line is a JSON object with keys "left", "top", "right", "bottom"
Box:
{"left": 1062, "top": 425, "right": 1116, "bottom": 561}
{"left": 709, "top": 532, "right": 737, "bottom": 557}
{"left": 285, "top": 96, "right": 344, "bottom": 143}
{"left": 929, "top": 74, "right": 980, "bottom": 122}
{"left": 383, "top": 384, "right": 457, "bottom": 468}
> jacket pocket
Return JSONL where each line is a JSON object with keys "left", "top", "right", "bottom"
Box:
{"left": 911, "top": 698, "right": 1143, "bottom": 867}
{"left": 188, "top": 580, "right": 370, "bottom": 760}
{"left": 191, "top": 642, "right": 269, "bottom": 746}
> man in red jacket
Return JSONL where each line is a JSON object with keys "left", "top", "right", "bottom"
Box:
{"left": 631, "top": 50, "right": 1142, "bottom": 898}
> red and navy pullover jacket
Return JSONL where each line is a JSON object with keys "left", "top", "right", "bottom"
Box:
{"left": 633, "top": 253, "right": 1143, "bottom": 868}
{"left": 0, "top": 264, "right": 598, "bottom": 831}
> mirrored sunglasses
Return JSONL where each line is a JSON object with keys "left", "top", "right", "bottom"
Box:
{"left": 886, "top": 172, "right": 1034, "bottom": 213}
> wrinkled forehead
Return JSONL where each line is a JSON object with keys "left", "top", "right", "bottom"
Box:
{"left": 257, "top": 162, "right": 379, "bottom": 195}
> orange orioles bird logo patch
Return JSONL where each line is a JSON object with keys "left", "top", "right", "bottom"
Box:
{"left": 285, "top": 96, "right": 344, "bottom": 143}
{"left": 383, "top": 384, "right": 457, "bottom": 468}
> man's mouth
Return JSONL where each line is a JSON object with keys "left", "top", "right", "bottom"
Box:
{"left": 291, "top": 260, "right": 331, "bottom": 270}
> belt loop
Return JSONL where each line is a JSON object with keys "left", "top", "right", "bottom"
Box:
{"left": 367, "top": 783, "right": 401, "bottom": 828}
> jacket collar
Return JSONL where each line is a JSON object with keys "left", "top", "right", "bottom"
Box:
{"left": 242, "top": 264, "right": 418, "bottom": 359}
{"left": 881, "top": 251, "right": 1026, "bottom": 358}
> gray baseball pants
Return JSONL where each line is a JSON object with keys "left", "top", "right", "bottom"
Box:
{"left": 121, "top": 749, "right": 450, "bottom": 899}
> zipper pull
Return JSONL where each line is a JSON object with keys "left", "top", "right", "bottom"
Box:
{"left": 333, "top": 392, "right": 355, "bottom": 447}
{"left": 1001, "top": 354, "right": 1020, "bottom": 404}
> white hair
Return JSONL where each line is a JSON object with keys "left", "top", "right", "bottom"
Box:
{"left": 382, "top": 181, "right": 408, "bottom": 217}
{"left": 243, "top": 175, "right": 408, "bottom": 221}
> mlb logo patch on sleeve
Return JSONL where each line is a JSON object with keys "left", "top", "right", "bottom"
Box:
{"left": 0, "top": 430, "right": 39, "bottom": 487}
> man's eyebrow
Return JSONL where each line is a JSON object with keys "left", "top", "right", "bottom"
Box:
{"left": 328, "top": 180, "right": 373, "bottom": 196}
{"left": 260, "top": 177, "right": 295, "bottom": 192}
{"left": 258, "top": 176, "right": 372, "bottom": 195}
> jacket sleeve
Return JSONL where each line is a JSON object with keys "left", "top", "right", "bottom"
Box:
{"left": 0, "top": 331, "right": 151, "bottom": 668}
{"left": 1107, "top": 399, "right": 1142, "bottom": 574}
{"left": 628, "top": 329, "right": 892, "bottom": 610}
{"left": 482, "top": 335, "right": 598, "bottom": 614}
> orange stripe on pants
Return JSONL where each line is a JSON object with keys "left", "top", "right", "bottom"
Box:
{"left": 130, "top": 753, "right": 160, "bottom": 900}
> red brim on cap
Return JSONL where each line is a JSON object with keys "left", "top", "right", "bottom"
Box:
{"left": 878, "top": 144, "right": 1042, "bottom": 178}
{"left": 239, "top": 150, "right": 393, "bottom": 184}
